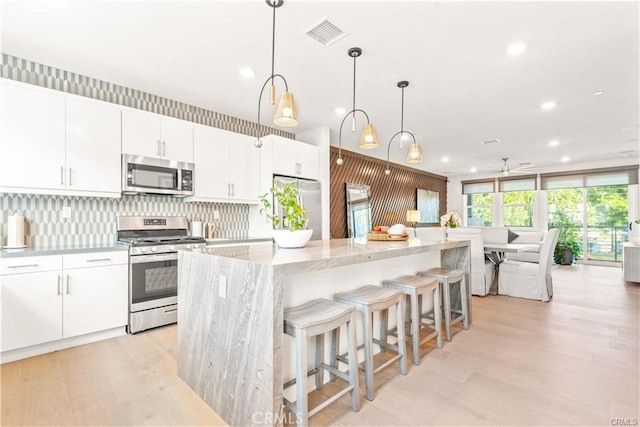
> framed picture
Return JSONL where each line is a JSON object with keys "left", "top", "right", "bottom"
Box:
{"left": 417, "top": 189, "right": 439, "bottom": 224}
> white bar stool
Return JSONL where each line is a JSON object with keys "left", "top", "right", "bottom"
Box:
{"left": 417, "top": 267, "right": 469, "bottom": 342}
{"left": 283, "top": 298, "right": 360, "bottom": 426}
{"left": 333, "top": 285, "right": 407, "bottom": 401}
{"left": 381, "top": 275, "right": 442, "bottom": 365}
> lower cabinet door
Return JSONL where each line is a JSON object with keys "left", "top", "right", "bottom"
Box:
{"left": 1, "top": 271, "right": 63, "bottom": 352}
{"left": 62, "top": 264, "right": 128, "bottom": 338}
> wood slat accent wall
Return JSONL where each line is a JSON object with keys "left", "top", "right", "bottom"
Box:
{"left": 330, "top": 147, "right": 448, "bottom": 238}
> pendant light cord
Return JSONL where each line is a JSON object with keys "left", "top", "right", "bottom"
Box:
{"left": 351, "top": 53, "right": 357, "bottom": 132}
{"left": 271, "top": 3, "right": 276, "bottom": 83}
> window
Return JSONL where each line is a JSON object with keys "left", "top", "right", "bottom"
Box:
{"left": 462, "top": 180, "right": 495, "bottom": 226}
{"left": 500, "top": 176, "right": 536, "bottom": 228}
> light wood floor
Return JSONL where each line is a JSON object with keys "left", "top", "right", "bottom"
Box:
{"left": 2, "top": 264, "right": 638, "bottom": 426}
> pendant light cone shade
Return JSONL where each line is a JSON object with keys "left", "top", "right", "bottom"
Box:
{"left": 273, "top": 91, "right": 298, "bottom": 127}
{"left": 359, "top": 123, "right": 379, "bottom": 149}
{"left": 406, "top": 142, "right": 423, "bottom": 163}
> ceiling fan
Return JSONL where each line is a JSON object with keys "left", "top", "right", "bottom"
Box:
{"left": 498, "top": 157, "right": 537, "bottom": 176}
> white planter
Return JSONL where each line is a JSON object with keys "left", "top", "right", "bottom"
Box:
{"left": 629, "top": 222, "right": 640, "bottom": 246}
{"left": 272, "top": 229, "right": 313, "bottom": 248}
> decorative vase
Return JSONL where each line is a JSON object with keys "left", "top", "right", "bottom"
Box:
{"left": 272, "top": 229, "right": 313, "bottom": 248}
{"left": 629, "top": 222, "right": 640, "bottom": 246}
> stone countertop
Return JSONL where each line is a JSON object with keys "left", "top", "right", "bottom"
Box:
{"left": 0, "top": 243, "right": 129, "bottom": 258}
{"left": 202, "top": 237, "right": 469, "bottom": 275}
{"left": 204, "top": 237, "right": 272, "bottom": 246}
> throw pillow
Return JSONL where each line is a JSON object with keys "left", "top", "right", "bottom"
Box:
{"left": 507, "top": 229, "right": 519, "bottom": 243}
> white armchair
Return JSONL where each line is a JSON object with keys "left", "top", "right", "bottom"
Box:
{"left": 498, "top": 228, "right": 560, "bottom": 301}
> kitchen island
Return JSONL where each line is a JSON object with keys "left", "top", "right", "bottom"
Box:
{"left": 177, "top": 237, "right": 469, "bottom": 426}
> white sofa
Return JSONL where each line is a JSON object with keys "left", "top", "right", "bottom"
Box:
{"left": 415, "top": 227, "right": 495, "bottom": 296}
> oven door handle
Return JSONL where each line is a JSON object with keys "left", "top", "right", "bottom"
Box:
{"left": 130, "top": 253, "right": 178, "bottom": 264}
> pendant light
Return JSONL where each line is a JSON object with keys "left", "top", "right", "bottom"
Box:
{"left": 384, "top": 81, "right": 423, "bottom": 175}
{"left": 255, "top": 0, "right": 298, "bottom": 148}
{"left": 336, "top": 47, "right": 379, "bottom": 165}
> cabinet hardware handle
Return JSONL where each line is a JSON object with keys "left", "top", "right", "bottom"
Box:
{"left": 164, "top": 308, "right": 177, "bottom": 314}
{"left": 86, "top": 258, "right": 111, "bottom": 262}
{"left": 231, "top": 183, "right": 235, "bottom": 196}
{"left": 157, "top": 139, "right": 161, "bottom": 156}
{"left": 60, "top": 166, "right": 65, "bottom": 185}
{"left": 66, "top": 275, "right": 71, "bottom": 295}
{"left": 227, "top": 183, "right": 231, "bottom": 196}
{"left": 68, "top": 167, "right": 72, "bottom": 186}
{"left": 162, "top": 141, "right": 166, "bottom": 156}
{"left": 57, "top": 275, "right": 62, "bottom": 296}
{"left": 7, "top": 264, "right": 39, "bottom": 268}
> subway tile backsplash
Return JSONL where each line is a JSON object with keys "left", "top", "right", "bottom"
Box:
{"left": 1, "top": 193, "right": 248, "bottom": 247}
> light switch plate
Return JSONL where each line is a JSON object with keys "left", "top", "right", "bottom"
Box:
{"left": 219, "top": 275, "right": 227, "bottom": 299}
{"left": 62, "top": 206, "right": 72, "bottom": 219}
{"left": 213, "top": 210, "right": 220, "bottom": 220}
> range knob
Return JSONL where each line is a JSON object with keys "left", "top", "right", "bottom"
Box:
{"left": 185, "top": 244, "right": 192, "bottom": 250}
{"left": 151, "top": 246, "right": 157, "bottom": 253}
{"left": 140, "top": 247, "right": 149, "bottom": 253}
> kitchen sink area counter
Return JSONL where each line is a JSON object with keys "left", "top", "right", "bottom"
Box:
{"left": 177, "top": 237, "right": 470, "bottom": 426}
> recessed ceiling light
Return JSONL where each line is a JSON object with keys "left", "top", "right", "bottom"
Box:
{"left": 470, "top": 167, "right": 477, "bottom": 173}
{"left": 506, "top": 42, "right": 527, "bottom": 56}
{"left": 335, "top": 107, "right": 346, "bottom": 116}
{"left": 541, "top": 101, "right": 557, "bottom": 110}
{"left": 548, "top": 139, "right": 560, "bottom": 147}
{"left": 441, "top": 156, "right": 450, "bottom": 163}
{"left": 561, "top": 156, "right": 570, "bottom": 162}
{"left": 593, "top": 90, "right": 605, "bottom": 96}
{"left": 238, "top": 66, "right": 255, "bottom": 78}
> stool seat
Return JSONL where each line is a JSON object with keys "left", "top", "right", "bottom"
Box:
{"left": 285, "top": 298, "right": 355, "bottom": 331}
{"left": 333, "top": 285, "right": 406, "bottom": 401}
{"left": 382, "top": 275, "right": 442, "bottom": 364}
{"left": 334, "top": 285, "right": 401, "bottom": 307}
{"left": 417, "top": 267, "right": 469, "bottom": 342}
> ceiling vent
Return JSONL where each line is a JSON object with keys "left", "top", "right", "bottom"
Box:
{"left": 305, "top": 19, "right": 347, "bottom": 46}
{"left": 480, "top": 138, "right": 501, "bottom": 145}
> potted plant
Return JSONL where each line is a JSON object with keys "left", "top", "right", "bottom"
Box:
{"left": 259, "top": 180, "right": 312, "bottom": 248}
{"left": 554, "top": 240, "right": 581, "bottom": 265}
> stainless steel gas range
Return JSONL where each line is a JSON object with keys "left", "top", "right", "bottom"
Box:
{"left": 117, "top": 216, "right": 206, "bottom": 333}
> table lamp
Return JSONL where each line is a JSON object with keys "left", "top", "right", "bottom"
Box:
{"left": 406, "top": 210, "right": 421, "bottom": 237}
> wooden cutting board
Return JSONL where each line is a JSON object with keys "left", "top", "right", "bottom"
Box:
{"left": 367, "top": 232, "right": 409, "bottom": 241}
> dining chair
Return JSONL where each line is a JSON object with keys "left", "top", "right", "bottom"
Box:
{"left": 497, "top": 228, "right": 560, "bottom": 301}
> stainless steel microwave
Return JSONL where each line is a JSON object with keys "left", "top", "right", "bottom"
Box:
{"left": 122, "top": 154, "right": 194, "bottom": 197}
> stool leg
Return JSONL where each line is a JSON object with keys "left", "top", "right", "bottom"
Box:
{"left": 442, "top": 279, "right": 452, "bottom": 342}
{"left": 329, "top": 326, "right": 340, "bottom": 382}
{"left": 396, "top": 296, "right": 408, "bottom": 375}
{"left": 434, "top": 286, "right": 443, "bottom": 349}
{"left": 363, "top": 309, "right": 375, "bottom": 401}
{"left": 315, "top": 334, "right": 324, "bottom": 390}
{"left": 295, "top": 328, "right": 308, "bottom": 426}
{"left": 346, "top": 312, "right": 360, "bottom": 412}
{"left": 460, "top": 277, "right": 469, "bottom": 330}
{"left": 379, "top": 308, "right": 388, "bottom": 353}
{"left": 410, "top": 291, "right": 421, "bottom": 365}
{"left": 404, "top": 294, "right": 411, "bottom": 338}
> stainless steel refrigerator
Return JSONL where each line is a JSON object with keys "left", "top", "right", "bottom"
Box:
{"left": 273, "top": 175, "right": 322, "bottom": 241}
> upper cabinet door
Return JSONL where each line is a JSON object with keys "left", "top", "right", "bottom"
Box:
{"left": 192, "top": 125, "right": 230, "bottom": 199}
{"left": 272, "top": 136, "right": 299, "bottom": 177}
{"left": 0, "top": 80, "right": 65, "bottom": 190}
{"left": 121, "top": 109, "right": 162, "bottom": 159}
{"left": 160, "top": 117, "right": 194, "bottom": 163}
{"left": 65, "top": 97, "right": 121, "bottom": 194}
{"left": 228, "top": 133, "right": 260, "bottom": 201}
{"left": 297, "top": 142, "right": 319, "bottom": 180}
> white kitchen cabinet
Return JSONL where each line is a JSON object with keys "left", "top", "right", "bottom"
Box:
{"left": 0, "top": 251, "right": 128, "bottom": 353}
{"left": 271, "top": 135, "right": 319, "bottom": 180}
{"left": 122, "top": 108, "right": 194, "bottom": 163}
{"left": 62, "top": 252, "right": 128, "bottom": 338}
{"left": 65, "top": 97, "right": 121, "bottom": 194}
{"left": 0, "top": 79, "right": 66, "bottom": 191}
{"left": 189, "top": 125, "right": 260, "bottom": 203}
{"left": 0, "top": 79, "right": 121, "bottom": 197}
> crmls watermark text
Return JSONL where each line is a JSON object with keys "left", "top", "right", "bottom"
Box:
{"left": 252, "top": 411, "right": 302, "bottom": 425}
{"left": 611, "top": 418, "right": 639, "bottom": 426}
